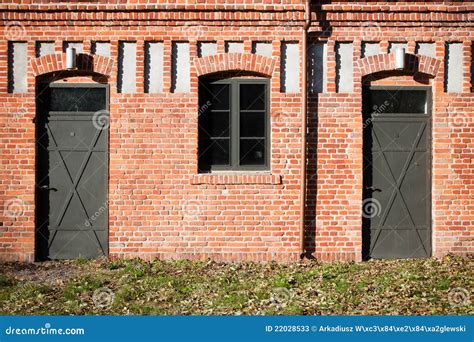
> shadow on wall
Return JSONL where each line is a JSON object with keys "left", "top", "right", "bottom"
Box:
{"left": 35, "top": 82, "right": 51, "bottom": 261}
{"left": 7, "top": 42, "right": 14, "bottom": 93}
{"left": 303, "top": 93, "right": 320, "bottom": 259}
{"left": 302, "top": 5, "right": 333, "bottom": 258}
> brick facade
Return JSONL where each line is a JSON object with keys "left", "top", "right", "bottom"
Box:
{"left": 0, "top": 1, "right": 473, "bottom": 262}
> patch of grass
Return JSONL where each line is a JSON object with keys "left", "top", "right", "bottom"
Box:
{"left": 356, "top": 280, "right": 367, "bottom": 290}
{"left": 0, "top": 273, "right": 15, "bottom": 287}
{"left": 74, "top": 257, "right": 90, "bottom": 265}
{"left": 272, "top": 274, "right": 292, "bottom": 289}
{"left": 63, "top": 274, "right": 109, "bottom": 303}
{"left": 105, "top": 259, "right": 127, "bottom": 270}
{"left": 0, "top": 256, "right": 472, "bottom": 315}
{"left": 334, "top": 279, "right": 349, "bottom": 293}
{"left": 115, "top": 284, "right": 141, "bottom": 302}
{"left": 12, "top": 282, "right": 51, "bottom": 301}
{"left": 434, "top": 277, "right": 451, "bottom": 291}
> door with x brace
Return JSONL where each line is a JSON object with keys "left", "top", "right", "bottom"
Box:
{"left": 36, "top": 83, "right": 109, "bottom": 260}
{"left": 362, "top": 86, "right": 431, "bottom": 259}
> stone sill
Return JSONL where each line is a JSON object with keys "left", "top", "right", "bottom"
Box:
{"left": 191, "top": 173, "right": 281, "bottom": 185}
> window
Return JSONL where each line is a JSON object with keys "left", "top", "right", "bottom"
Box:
{"left": 198, "top": 78, "right": 269, "bottom": 171}
{"left": 363, "top": 87, "right": 429, "bottom": 115}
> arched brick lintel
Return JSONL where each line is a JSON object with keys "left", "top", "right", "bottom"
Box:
{"left": 194, "top": 53, "right": 276, "bottom": 78}
{"left": 31, "top": 53, "right": 114, "bottom": 77}
{"left": 359, "top": 53, "right": 441, "bottom": 78}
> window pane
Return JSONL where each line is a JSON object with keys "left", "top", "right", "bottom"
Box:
{"left": 240, "top": 139, "right": 266, "bottom": 165}
{"left": 200, "top": 111, "right": 230, "bottom": 138}
{"left": 200, "top": 139, "right": 230, "bottom": 167}
{"left": 200, "top": 83, "right": 230, "bottom": 110}
{"left": 239, "top": 84, "right": 266, "bottom": 110}
{"left": 363, "top": 89, "right": 427, "bottom": 114}
{"left": 240, "top": 112, "right": 265, "bottom": 137}
{"left": 199, "top": 79, "right": 269, "bottom": 170}
{"left": 49, "top": 87, "right": 106, "bottom": 112}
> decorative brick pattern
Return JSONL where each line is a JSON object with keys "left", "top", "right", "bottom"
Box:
{"left": 191, "top": 174, "right": 282, "bottom": 185}
{"left": 359, "top": 53, "right": 441, "bottom": 78}
{"left": 194, "top": 53, "right": 276, "bottom": 77}
{"left": 31, "top": 53, "right": 114, "bottom": 77}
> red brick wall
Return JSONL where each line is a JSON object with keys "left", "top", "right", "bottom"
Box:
{"left": 0, "top": 1, "right": 473, "bottom": 262}
{"left": 0, "top": 2, "right": 305, "bottom": 262}
{"left": 305, "top": 2, "right": 474, "bottom": 261}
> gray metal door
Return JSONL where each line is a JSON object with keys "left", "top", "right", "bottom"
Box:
{"left": 362, "top": 86, "right": 431, "bottom": 259}
{"left": 36, "top": 83, "right": 109, "bottom": 260}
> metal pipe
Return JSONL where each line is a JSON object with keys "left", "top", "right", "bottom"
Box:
{"left": 66, "top": 47, "right": 76, "bottom": 70}
{"left": 299, "top": 0, "right": 311, "bottom": 258}
{"left": 394, "top": 47, "right": 406, "bottom": 70}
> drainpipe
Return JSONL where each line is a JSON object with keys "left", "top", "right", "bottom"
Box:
{"left": 299, "top": 0, "right": 311, "bottom": 258}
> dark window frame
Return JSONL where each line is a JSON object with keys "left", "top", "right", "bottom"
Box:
{"left": 362, "top": 85, "right": 432, "bottom": 116}
{"left": 43, "top": 82, "right": 109, "bottom": 114}
{"left": 198, "top": 77, "right": 270, "bottom": 172}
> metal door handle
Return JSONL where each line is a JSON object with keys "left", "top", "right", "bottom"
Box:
{"left": 365, "top": 186, "right": 381, "bottom": 192}
{"left": 39, "top": 185, "right": 58, "bottom": 191}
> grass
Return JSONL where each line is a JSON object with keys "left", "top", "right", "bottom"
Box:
{"left": 0, "top": 255, "right": 472, "bottom": 315}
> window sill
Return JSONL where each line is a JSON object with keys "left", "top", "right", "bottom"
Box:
{"left": 191, "top": 173, "right": 282, "bottom": 185}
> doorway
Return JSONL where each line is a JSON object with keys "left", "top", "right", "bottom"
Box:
{"left": 362, "top": 86, "right": 431, "bottom": 259}
{"left": 35, "top": 83, "right": 109, "bottom": 260}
